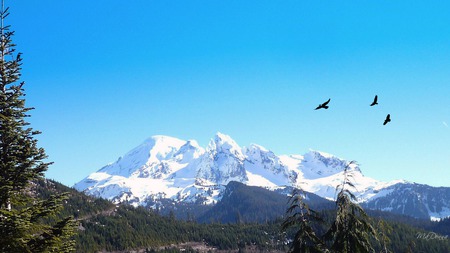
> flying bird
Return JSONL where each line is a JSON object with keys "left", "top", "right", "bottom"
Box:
{"left": 315, "top": 98, "right": 331, "bottom": 110}
{"left": 383, "top": 114, "right": 391, "bottom": 125}
{"left": 370, "top": 95, "right": 378, "bottom": 106}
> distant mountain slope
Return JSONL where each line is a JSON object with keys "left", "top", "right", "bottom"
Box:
{"left": 363, "top": 182, "right": 450, "bottom": 220}
{"left": 198, "top": 181, "right": 334, "bottom": 223}
{"left": 198, "top": 181, "right": 288, "bottom": 223}
{"left": 74, "top": 132, "right": 450, "bottom": 220}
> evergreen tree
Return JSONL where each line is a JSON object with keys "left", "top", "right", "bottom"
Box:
{"left": 0, "top": 2, "right": 76, "bottom": 252}
{"left": 282, "top": 188, "right": 328, "bottom": 253}
{"left": 324, "top": 161, "right": 377, "bottom": 253}
{"left": 376, "top": 219, "right": 393, "bottom": 253}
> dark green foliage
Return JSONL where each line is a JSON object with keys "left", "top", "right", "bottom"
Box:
{"left": 151, "top": 199, "right": 213, "bottom": 221}
{"left": 170, "top": 182, "right": 333, "bottom": 224}
{"left": 323, "top": 191, "right": 376, "bottom": 253}
{"left": 0, "top": 3, "right": 76, "bottom": 252}
{"left": 307, "top": 208, "right": 450, "bottom": 253}
{"left": 429, "top": 216, "right": 450, "bottom": 236}
{"left": 284, "top": 161, "right": 378, "bottom": 253}
{"left": 282, "top": 188, "right": 328, "bottom": 253}
{"left": 199, "top": 181, "right": 288, "bottom": 223}
{"left": 76, "top": 205, "right": 286, "bottom": 252}
{"left": 321, "top": 161, "right": 377, "bottom": 253}
{"left": 375, "top": 219, "right": 393, "bottom": 253}
{"left": 33, "top": 179, "right": 114, "bottom": 221}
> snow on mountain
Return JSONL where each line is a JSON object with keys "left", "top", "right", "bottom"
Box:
{"left": 74, "top": 132, "right": 450, "bottom": 220}
{"left": 300, "top": 150, "right": 359, "bottom": 180}
{"left": 95, "top": 135, "right": 196, "bottom": 178}
{"left": 74, "top": 135, "right": 205, "bottom": 205}
{"left": 195, "top": 133, "right": 247, "bottom": 186}
{"left": 243, "top": 144, "right": 296, "bottom": 187}
{"left": 363, "top": 182, "right": 450, "bottom": 220}
{"left": 292, "top": 151, "right": 400, "bottom": 201}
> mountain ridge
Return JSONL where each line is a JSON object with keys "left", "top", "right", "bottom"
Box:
{"left": 74, "top": 132, "right": 450, "bottom": 220}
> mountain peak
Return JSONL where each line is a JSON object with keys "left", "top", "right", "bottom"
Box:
{"left": 174, "top": 140, "right": 205, "bottom": 162}
{"left": 92, "top": 135, "right": 187, "bottom": 178}
{"left": 307, "top": 149, "right": 335, "bottom": 159}
{"left": 208, "top": 132, "right": 244, "bottom": 158}
{"left": 247, "top": 143, "right": 269, "bottom": 152}
{"left": 195, "top": 132, "right": 247, "bottom": 185}
{"left": 213, "top": 132, "right": 237, "bottom": 145}
{"left": 145, "top": 135, "right": 186, "bottom": 147}
{"left": 299, "top": 150, "right": 361, "bottom": 180}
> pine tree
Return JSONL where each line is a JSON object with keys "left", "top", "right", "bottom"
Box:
{"left": 282, "top": 188, "right": 328, "bottom": 253}
{"left": 323, "top": 161, "right": 377, "bottom": 253}
{"left": 0, "top": 2, "right": 76, "bottom": 252}
{"left": 376, "top": 219, "right": 393, "bottom": 253}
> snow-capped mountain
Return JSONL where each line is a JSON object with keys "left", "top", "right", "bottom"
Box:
{"left": 74, "top": 132, "right": 450, "bottom": 220}
{"left": 363, "top": 182, "right": 450, "bottom": 221}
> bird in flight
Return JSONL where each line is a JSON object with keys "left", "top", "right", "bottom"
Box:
{"left": 315, "top": 98, "right": 331, "bottom": 110}
{"left": 383, "top": 114, "right": 391, "bottom": 125}
{"left": 370, "top": 95, "right": 378, "bottom": 106}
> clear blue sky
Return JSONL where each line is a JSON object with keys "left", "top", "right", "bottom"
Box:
{"left": 7, "top": 1, "right": 450, "bottom": 187}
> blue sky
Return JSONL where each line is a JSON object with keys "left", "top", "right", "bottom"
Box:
{"left": 7, "top": 1, "right": 450, "bottom": 187}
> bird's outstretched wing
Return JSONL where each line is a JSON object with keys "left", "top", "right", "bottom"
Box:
{"left": 370, "top": 95, "right": 378, "bottom": 106}
{"left": 383, "top": 114, "right": 391, "bottom": 125}
{"left": 315, "top": 98, "right": 331, "bottom": 110}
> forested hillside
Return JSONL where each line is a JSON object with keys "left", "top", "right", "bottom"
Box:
{"left": 198, "top": 182, "right": 333, "bottom": 223}
{"left": 35, "top": 179, "right": 450, "bottom": 253}
{"left": 36, "top": 179, "right": 285, "bottom": 252}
